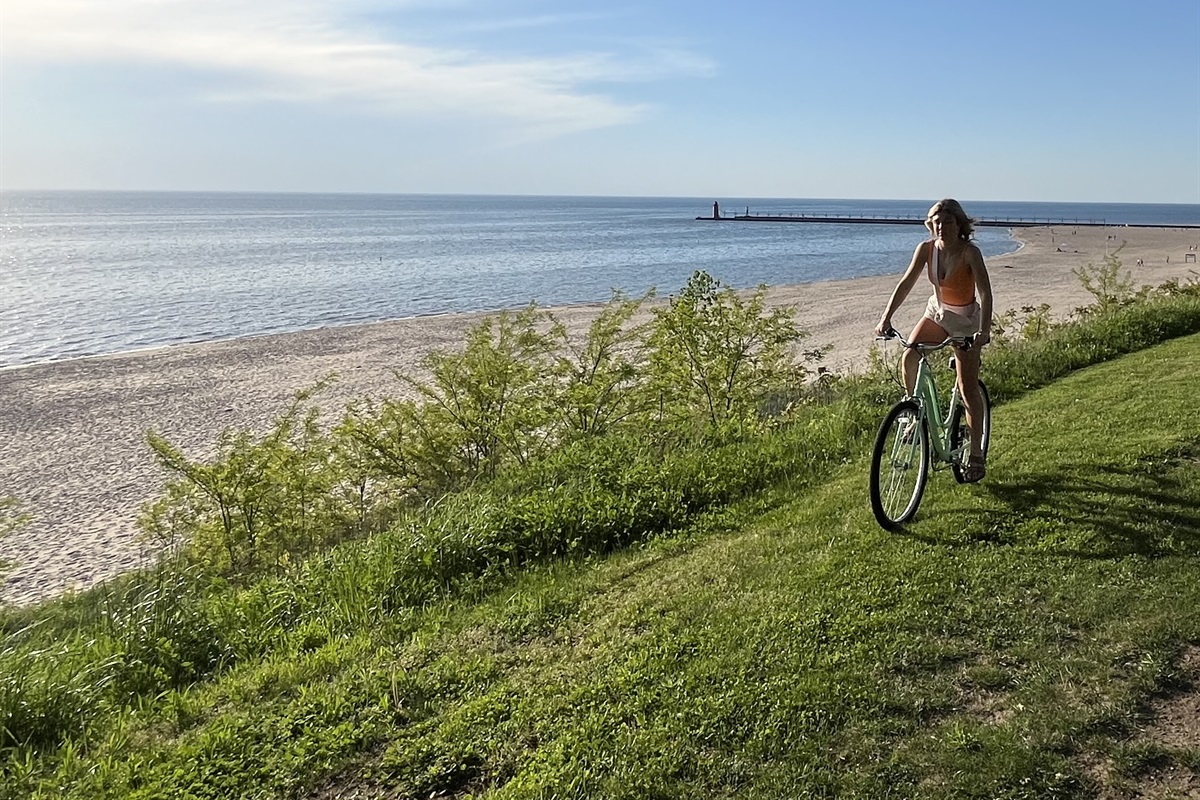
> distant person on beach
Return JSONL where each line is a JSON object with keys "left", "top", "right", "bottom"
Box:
{"left": 874, "top": 198, "right": 994, "bottom": 483}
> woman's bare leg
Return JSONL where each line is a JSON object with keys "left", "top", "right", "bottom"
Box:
{"left": 955, "top": 344, "right": 985, "bottom": 460}
{"left": 904, "top": 317, "right": 949, "bottom": 396}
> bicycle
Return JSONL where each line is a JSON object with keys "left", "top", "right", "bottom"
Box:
{"left": 868, "top": 328, "right": 991, "bottom": 531}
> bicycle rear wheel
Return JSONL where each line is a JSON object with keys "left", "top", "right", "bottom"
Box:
{"left": 950, "top": 380, "right": 991, "bottom": 484}
{"left": 870, "top": 400, "right": 930, "bottom": 530}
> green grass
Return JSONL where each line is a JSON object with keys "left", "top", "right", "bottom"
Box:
{"left": 7, "top": 331, "right": 1199, "bottom": 798}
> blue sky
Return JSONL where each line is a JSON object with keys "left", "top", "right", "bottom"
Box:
{"left": 3, "top": 0, "right": 1198, "bottom": 202}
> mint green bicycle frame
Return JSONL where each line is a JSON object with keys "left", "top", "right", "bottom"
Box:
{"left": 908, "top": 347, "right": 967, "bottom": 465}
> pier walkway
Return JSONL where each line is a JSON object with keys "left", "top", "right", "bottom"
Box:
{"left": 695, "top": 211, "right": 1199, "bottom": 229}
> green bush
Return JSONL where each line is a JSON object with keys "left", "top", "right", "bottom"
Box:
{"left": 399, "top": 303, "right": 564, "bottom": 481}
{"left": 1072, "top": 249, "right": 1136, "bottom": 316}
{"left": 552, "top": 290, "right": 653, "bottom": 440}
{"left": 646, "top": 271, "right": 806, "bottom": 436}
{"left": 143, "top": 383, "right": 360, "bottom": 574}
{"left": 992, "top": 303, "right": 1056, "bottom": 345}
{"left": 142, "top": 276, "right": 813, "bottom": 583}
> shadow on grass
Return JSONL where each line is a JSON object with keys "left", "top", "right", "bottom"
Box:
{"left": 910, "top": 445, "right": 1200, "bottom": 559}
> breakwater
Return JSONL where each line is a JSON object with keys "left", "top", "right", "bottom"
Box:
{"left": 696, "top": 208, "right": 1198, "bottom": 229}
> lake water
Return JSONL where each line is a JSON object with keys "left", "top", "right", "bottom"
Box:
{"left": 2, "top": 192, "right": 1195, "bottom": 368}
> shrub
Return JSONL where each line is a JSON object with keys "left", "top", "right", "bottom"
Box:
{"left": 143, "top": 383, "right": 356, "bottom": 574}
{"left": 399, "top": 304, "right": 564, "bottom": 480}
{"left": 646, "top": 271, "right": 806, "bottom": 436}
{"left": 992, "top": 303, "right": 1056, "bottom": 345}
{"left": 1072, "top": 249, "right": 1136, "bottom": 316}
{"left": 334, "top": 394, "right": 461, "bottom": 503}
{"left": 552, "top": 290, "right": 654, "bottom": 439}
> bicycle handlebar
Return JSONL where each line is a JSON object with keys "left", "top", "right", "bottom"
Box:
{"left": 875, "top": 327, "right": 974, "bottom": 352}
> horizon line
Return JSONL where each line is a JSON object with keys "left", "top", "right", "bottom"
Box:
{"left": 3, "top": 188, "right": 1198, "bottom": 206}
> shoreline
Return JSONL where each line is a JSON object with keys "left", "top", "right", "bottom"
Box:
{"left": 2, "top": 224, "right": 1198, "bottom": 606}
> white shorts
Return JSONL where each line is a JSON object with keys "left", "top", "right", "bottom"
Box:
{"left": 924, "top": 295, "right": 981, "bottom": 339}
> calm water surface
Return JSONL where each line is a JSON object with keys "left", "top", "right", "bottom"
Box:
{"left": 2, "top": 193, "right": 1195, "bottom": 368}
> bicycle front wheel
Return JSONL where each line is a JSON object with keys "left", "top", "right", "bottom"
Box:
{"left": 870, "top": 400, "right": 930, "bottom": 530}
{"left": 950, "top": 380, "right": 991, "bottom": 484}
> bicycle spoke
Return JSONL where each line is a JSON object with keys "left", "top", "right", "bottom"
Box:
{"left": 871, "top": 402, "right": 930, "bottom": 529}
{"left": 890, "top": 437, "right": 917, "bottom": 515}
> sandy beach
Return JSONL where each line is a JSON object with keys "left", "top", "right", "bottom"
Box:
{"left": 2, "top": 224, "right": 1197, "bottom": 606}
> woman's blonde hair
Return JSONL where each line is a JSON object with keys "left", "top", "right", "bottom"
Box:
{"left": 924, "top": 198, "right": 975, "bottom": 240}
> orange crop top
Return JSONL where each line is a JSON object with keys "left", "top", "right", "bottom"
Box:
{"left": 929, "top": 242, "right": 976, "bottom": 308}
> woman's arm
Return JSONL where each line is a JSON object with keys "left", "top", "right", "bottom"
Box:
{"left": 968, "top": 244, "right": 993, "bottom": 345}
{"left": 875, "top": 241, "right": 928, "bottom": 335}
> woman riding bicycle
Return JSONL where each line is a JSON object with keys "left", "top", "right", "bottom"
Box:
{"left": 874, "top": 198, "right": 994, "bottom": 483}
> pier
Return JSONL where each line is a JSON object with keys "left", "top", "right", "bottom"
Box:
{"left": 696, "top": 205, "right": 1199, "bottom": 229}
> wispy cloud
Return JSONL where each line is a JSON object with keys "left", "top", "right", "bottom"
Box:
{"left": 2, "top": 0, "right": 713, "bottom": 138}
{"left": 447, "top": 12, "right": 624, "bottom": 34}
